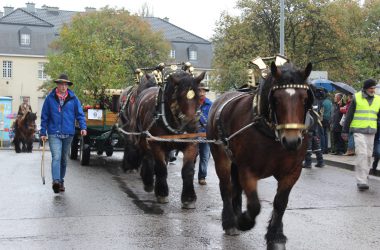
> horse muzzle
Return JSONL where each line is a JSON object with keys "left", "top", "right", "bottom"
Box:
{"left": 277, "top": 123, "right": 305, "bottom": 151}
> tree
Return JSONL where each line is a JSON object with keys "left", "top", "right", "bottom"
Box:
{"left": 43, "top": 7, "right": 170, "bottom": 106}
{"left": 211, "top": 0, "right": 379, "bottom": 92}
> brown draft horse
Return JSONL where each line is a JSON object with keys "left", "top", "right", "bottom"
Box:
{"left": 13, "top": 111, "right": 37, "bottom": 153}
{"left": 207, "top": 62, "right": 313, "bottom": 249}
{"left": 125, "top": 69, "right": 205, "bottom": 208}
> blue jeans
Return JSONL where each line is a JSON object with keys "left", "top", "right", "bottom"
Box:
{"left": 198, "top": 143, "right": 210, "bottom": 180}
{"left": 348, "top": 132, "right": 355, "bottom": 151}
{"left": 48, "top": 135, "right": 73, "bottom": 183}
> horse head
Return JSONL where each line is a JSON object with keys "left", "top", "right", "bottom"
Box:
{"left": 268, "top": 62, "right": 313, "bottom": 150}
{"left": 165, "top": 71, "right": 206, "bottom": 132}
{"left": 26, "top": 112, "right": 37, "bottom": 128}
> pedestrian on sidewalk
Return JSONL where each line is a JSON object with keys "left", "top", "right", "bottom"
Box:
{"left": 342, "top": 79, "right": 380, "bottom": 191}
{"left": 40, "top": 73, "right": 87, "bottom": 194}
{"left": 197, "top": 83, "right": 212, "bottom": 185}
{"left": 331, "top": 93, "right": 345, "bottom": 155}
{"left": 372, "top": 122, "right": 380, "bottom": 171}
{"left": 340, "top": 94, "right": 355, "bottom": 156}
{"left": 303, "top": 87, "right": 325, "bottom": 168}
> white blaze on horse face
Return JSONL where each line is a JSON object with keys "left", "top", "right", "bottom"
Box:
{"left": 285, "top": 89, "right": 296, "bottom": 97}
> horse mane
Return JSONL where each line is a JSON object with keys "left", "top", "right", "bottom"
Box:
{"left": 137, "top": 73, "right": 157, "bottom": 93}
{"left": 259, "top": 63, "right": 308, "bottom": 119}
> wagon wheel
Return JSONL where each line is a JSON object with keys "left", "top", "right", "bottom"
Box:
{"left": 97, "top": 150, "right": 104, "bottom": 156}
{"left": 80, "top": 136, "right": 91, "bottom": 166}
{"left": 70, "top": 135, "right": 79, "bottom": 160}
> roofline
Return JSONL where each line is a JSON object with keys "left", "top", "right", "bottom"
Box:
{"left": 171, "top": 40, "right": 212, "bottom": 45}
{"left": 0, "top": 21, "right": 53, "bottom": 27}
{"left": 0, "top": 53, "right": 47, "bottom": 58}
{"left": 0, "top": 8, "right": 54, "bottom": 27}
{"left": 145, "top": 16, "right": 211, "bottom": 43}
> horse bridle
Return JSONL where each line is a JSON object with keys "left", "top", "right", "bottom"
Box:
{"left": 269, "top": 84, "right": 312, "bottom": 131}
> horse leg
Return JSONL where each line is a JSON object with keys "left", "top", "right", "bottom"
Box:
{"left": 27, "top": 137, "right": 33, "bottom": 152}
{"left": 14, "top": 136, "right": 21, "bottom": 153}
{"left": 212, "top": 146, "right": 238, "bottom": 235}
{"left": 122, "top": 143, "right": 141, "bottom": 172}
{"left": 237, "top": 168, "right": 260, "bottom": 231}
{"left": 22, "top": 139, "right": 27, "bottom": 152}
{"left": 181, "top": 144, "right": 198, "bottom": 209}
{"left": 231, "top": 163, "right": 243, "bottom": 216}
{"left": 266, "top": 173, "right": 301, "bottom": 250}
{"left": 153, "top": 149, "right": 169, "bottom": 204}
{"left": 140, "top": 153, "right": 155, "bottom": 192}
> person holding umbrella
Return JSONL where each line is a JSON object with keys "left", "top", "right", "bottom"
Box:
{"left": 40, "top": 73, "right": 87, "bottom": 193}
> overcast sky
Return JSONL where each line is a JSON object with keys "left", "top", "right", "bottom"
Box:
{"left": 3, "top": 0, "right": 241, "bottom": 40}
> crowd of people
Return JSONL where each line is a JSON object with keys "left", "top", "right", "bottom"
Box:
{"left": 304, "top": 79, "right": 380, "bottom": 191}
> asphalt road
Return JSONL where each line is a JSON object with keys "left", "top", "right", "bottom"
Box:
{"left": 0, "top": 149, "right": 379, "bottom": 250}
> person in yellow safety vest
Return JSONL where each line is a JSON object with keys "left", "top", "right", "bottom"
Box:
{"left": 342, "top": 79, "right": 380, "bottom": 191}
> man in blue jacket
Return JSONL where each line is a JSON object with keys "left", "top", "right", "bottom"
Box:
{"left": 197, "top": 83, "right": 213, "bottom": 185}
{"left": 40, "top": 73, "right": 87, "bottom": 193}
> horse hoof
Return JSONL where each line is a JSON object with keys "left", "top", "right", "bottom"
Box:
{"left": 267, "top": 242, "right": 286, "bottom": 250}
{"left": 144, "top": 185, "right": 154, "bottom": 192}
{"left": 156, "top": 196, "right": 169, "bottom": 204}
{"left": 181, "top": 201, "right": 196, "bottom": 209}
{"left": 225, "top": 227, "right": 240, "bottom": 236}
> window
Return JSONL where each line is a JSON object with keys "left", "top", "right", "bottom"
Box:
{"left": 20, "top": 33, "right": 31, "bottom": 46}
{"left": 3, "top": 61, "right": 12, "bottom": 78}
{"left": 19, "top": 27, "right": 31, "bottom": 47}
{"left": 38, "top": 62, "right": 47, "bottom": 79}
{"left": 188, "top": 45, "right": 198, "bottom": 61}
{"left": 170, "top": 49, "right": 176, "bottom": 59}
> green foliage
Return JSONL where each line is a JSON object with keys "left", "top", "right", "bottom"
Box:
{"left": 212, "top": 0, "right": 380, "bottom": 92}
{"left": 42, "top": 7, "right": 170, "bottom": 105}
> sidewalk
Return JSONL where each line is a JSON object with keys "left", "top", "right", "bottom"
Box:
{"left": 313, "top": 153, "right": 380, "bottom": 177}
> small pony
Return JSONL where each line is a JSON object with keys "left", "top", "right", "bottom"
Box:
{"left": 13, "top": 111, "right": 37, "bottom": 153}
{"left": 207, "top": 62, "right": 313, "bottom": 249}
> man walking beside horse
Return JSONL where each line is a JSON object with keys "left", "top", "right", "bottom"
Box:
{"left": 40, "top": 73, "right": 87, "bottom": 194}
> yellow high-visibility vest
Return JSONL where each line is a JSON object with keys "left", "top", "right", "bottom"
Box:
{"left": 350, "top": 92, "right": 380, "bottom": 129}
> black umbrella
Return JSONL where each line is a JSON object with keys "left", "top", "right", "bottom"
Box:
{"left": 331, "top": 82, "right": 356, "bottom": 95}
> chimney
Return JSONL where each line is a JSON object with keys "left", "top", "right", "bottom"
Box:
{"left": 85, "top": 7, "right": 96, "bottom": 12}
{"left": 26, "top": 2, "right": 36, "bottom": 13}
{"left": 163, "top": 17, "right": 169, "bottom": 22}
{"left": 46, "top": 6, "right": 59, "bottom": 12}
{"left": 4, "top": 6, "right": 14, "bottom": 16}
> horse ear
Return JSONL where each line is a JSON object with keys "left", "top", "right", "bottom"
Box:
{"left": 195, "top": 71, "right": 206, "bottom": 84}
{"left": 303, "top": 63, "right": 312, "bottom": 80}
{"left": 270, "top": 62, "right": 281, "bottom": 79}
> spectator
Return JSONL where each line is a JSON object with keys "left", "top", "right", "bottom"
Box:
{"left": 331, "top": 93, "right": 345, "bottom": 155}
{"left": 40, "top": 73, "right": 87, "bottom": 194}
{"left": 197, "top": 83, "right": 213, "bottom": 185}
{"left": 321, "top": 90, "right": 333, "bottom": 154}
{"left": 342, "top": 79, "right": 380, "bottom": 191}
{"left": 372, "top": 123, "right": 380, "bottom": 172}
{"left": 340, "top": 94, "right": 355, "bottom": 156}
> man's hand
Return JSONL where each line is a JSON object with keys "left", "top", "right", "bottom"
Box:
{"left": 40, "top": 136, "right": 47, "bottom": 142}
{"left": 80, "top": 130, "right": 87, "bottom": 136}
{"left": 341, "top": 133, "right": 349, "bottom": 141}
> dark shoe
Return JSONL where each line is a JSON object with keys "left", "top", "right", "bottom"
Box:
{"left": 315, "top": 163, "right": 325, "bottom": 168}
{"left": 303, "top": 163, "right": 312, "bottom": 169}
{"left": 357, "top": 183, "right": 369, "bottom": 191}
{"left": 60, "top": 182, "right": 65, "bottom": 192}
{"left": 198, "top": 179, "right": 207, "bottom": 185}
{"left": 52, "top": 181, "right": 60, "bottom": 193}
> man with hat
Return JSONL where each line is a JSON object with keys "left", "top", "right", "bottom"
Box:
{"left": 197, "top": 83, "right": 213, "bottom": 185}
{"left": 342, "top": 79, "right": 380, "bottom": 191}
{"left": 40, "top": 73, "right": 87, "bottom": 194}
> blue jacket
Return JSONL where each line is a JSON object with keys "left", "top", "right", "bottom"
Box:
{"left": 40, "top": 88, "right": 86, "bottom": 136}
{"left": 199, "top": 98, "right": 212, "bottom": 133}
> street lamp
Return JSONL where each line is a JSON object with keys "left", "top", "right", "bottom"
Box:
{"left": 280, "top": 0, "right": 285, "bottom": 56}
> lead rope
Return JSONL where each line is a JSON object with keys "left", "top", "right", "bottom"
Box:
{"left": 41, "top": 140, "right": 46, "bottom": 185}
